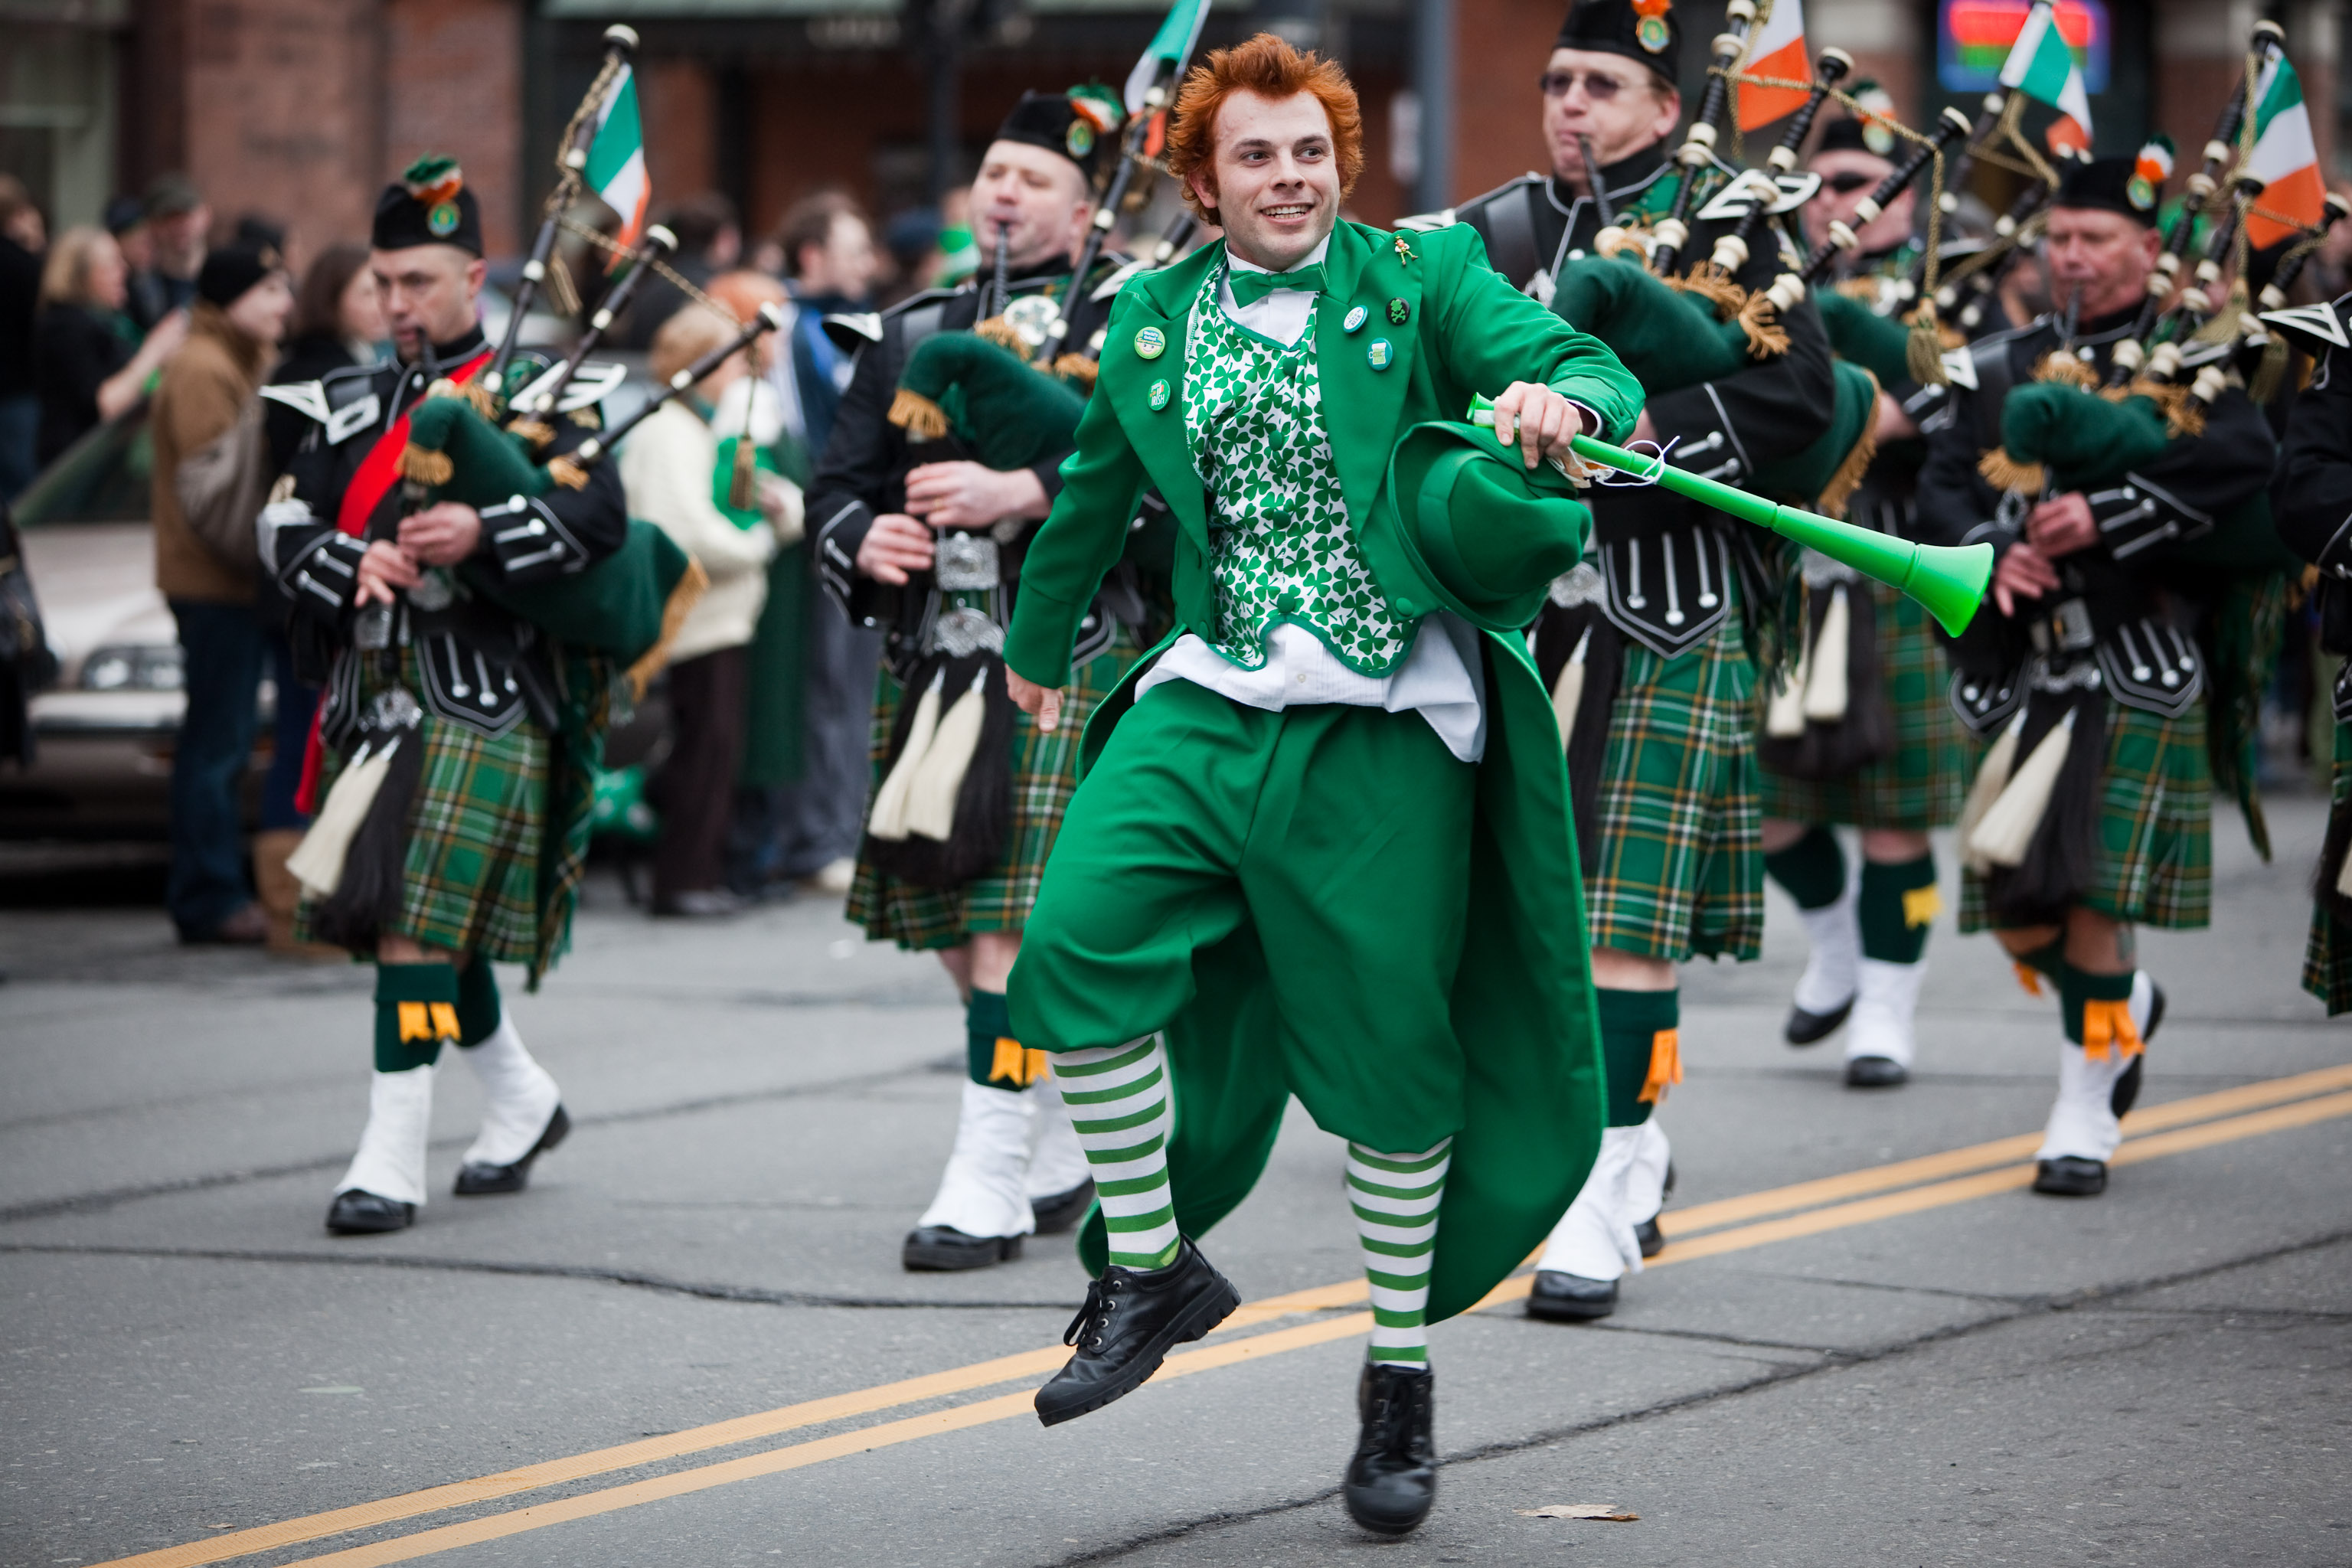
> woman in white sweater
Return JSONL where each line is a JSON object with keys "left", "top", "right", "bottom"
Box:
{"left": 621, "top": 305, "right": 804, "bottom": 916}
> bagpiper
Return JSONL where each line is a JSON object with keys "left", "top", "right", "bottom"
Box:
{"left": 1413, "top": 0, "right": 1842, "bottom": 1321}
{"left": 1916, "top": 151, "right": 2280, "bottom": 1196}
{"left": 999, "top": 34, "right": 1638, "bottom": 1534}
{"left": 808, "top": 88, "right": 1165, "bottom": 1272}
{"left": 1756, "top": 103, "right": 1978, "bottom": 1088}
{"left": 260, "top": 159, "right": 648, "bottom": 1233}
{"left": 2272, "top": 292, "right": 2352, "bottom": 1012}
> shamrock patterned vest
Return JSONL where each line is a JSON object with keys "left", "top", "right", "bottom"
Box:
{"left": 1182, "top": 265, "right": 1413, "bottom": 675}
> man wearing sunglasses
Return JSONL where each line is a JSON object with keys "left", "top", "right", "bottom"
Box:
{"left": 1753, "top": 105, "right": 1976, "bottom": 1098}
{"left": 1406, "top": 0, "right": 1838, "bottom": 1327}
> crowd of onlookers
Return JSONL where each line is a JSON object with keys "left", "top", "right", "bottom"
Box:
{"left": 0, "top": 168, "right": 952, "bottom": 944}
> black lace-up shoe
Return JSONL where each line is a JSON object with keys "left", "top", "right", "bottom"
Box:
{"left": 1034, "top": 1238, "right": 1238, "bottom": 1426}
{"left": 1633, "top": 1215, "right": 1664, "bottom": 1258}
{"left": 453, "top": 1105, "right": 570, "bottom": 1196}
{"left": 326, "top": 1190, "right": 415, "bottom": 1234}
{"left": 2033, "top": 1155, "right": 2108, "bottom": 1196}
{"left": 1785, "top": 995, "right": 1854, "bottom": 1045}
{"left": 1344, "top": 1362, "right": 1437, "bottom": 1535}
{"left": 1029, "top": 1178, "right": 1096, "bottom": 1236}
{"left": 1526, "top": 1270, "right": 1616, "bottom": 1321}
{"left": 902, "top": 1226, "right": 1022, "bottom": 1270}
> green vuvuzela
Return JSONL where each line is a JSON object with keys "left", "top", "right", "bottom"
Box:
{"left": 1467, "top": 396, "right": 1991, "bottom": 637}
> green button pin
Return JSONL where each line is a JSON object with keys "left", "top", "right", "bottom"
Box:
{"left": 1147, "top": 378, "right": 1170, "bottom": 411}
{"left": 1134, "top": 325, "right": 1167, "bottom": 360}
{"left": 1367, "top": 338, "right": 1393, "bottom": 371}
{"left": 1386, "top": 297, "right": 1412, "bottom": 326}
{"left": 1342, "top": 304, "right": 1368, "bottom": 333}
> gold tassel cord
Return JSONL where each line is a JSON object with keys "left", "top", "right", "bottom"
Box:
{"left": 546, "top": 456, "right": 590, "bottom": 491}
{"left": 1051, "top": 354, "right": 1100, "bottom": 390}
{"left": 1815, "top": 374, "right": 1881, "bottom": 521}
{"left": 622, "top": 554, "right": 711, "bottom": 701}
{"left": 971, "top": 315, "right": 1026, "bottom": 353}
{"left": 541, "top": 252, "right": 583, "bottom": 320}
{"left": 396, "top": 445, "right": 455, "bottom": 486}
{"left": 2032, "top": 351, "right": 2100, "bottom": 390}
{"left": 2249, "top": 332, "right": 2291, "bottom": 405}
{"left": 887, "top": 388, "right": 950, "bottom": 442}
{"left": 1906, "top": 303, "right": 1949, "bottom": 387}
{"left": 728, "top": 428, "right": 758, "bottom": 512}
{"left": 2129, "top": 380, "right": 2205, "bottom": 438}
{"left": 1668, "top": 262, "right": 1747, "bottom": 319}
{"left": 1977, "top": 448, "right": 2046, "bottom": 495}
{"left": 1736, "top": 289, "right": 1791, "bottom": 357}
{"left": 507, "top": 418, "right": 557, "bottom": 451}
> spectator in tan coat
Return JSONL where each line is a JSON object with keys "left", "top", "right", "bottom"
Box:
{"left": 149, "top": 240, "right": 292, "bottom": 943}
{"left": 621, "top": 304, "right": 802, "bottom": 916}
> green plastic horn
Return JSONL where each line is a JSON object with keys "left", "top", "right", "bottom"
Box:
{"left": 1467, "top": 397, "right": 1991, "bottom": 637}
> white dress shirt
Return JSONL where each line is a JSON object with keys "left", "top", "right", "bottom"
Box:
{"left": 1135, "top": 236, "right": 1488, "bottom": 763}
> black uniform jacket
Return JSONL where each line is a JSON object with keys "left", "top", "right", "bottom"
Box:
{"left": 1419, "top": 142, "right": 1838, "bottom": 655}
{"left": 2277, "top": 295, "right": 2352, "bottom": 687}
{"left": 257, "top": 324, "right": 630, "bottom": 741}
{"left": 1915, "top": 302, "right": 2277, "bottom": 722}
{"left": 806, "top": 256, "right": 1145, "bottom": 677}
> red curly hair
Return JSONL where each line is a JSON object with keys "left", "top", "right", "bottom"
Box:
{"left": 1165, "top": 33, "right": 1364, "bottom": 223}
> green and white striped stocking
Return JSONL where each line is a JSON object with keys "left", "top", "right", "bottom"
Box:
{"left": 1349, "top": 1139, "right": 1452, "bottom": 1365}
{"left": 1054, "top": 1037, "right": 1178, "bottom": 1269}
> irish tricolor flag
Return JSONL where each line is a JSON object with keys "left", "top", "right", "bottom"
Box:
{"left": 2246, "top": 51, "right": 2325, "bottom": 250}
{"left": 1737, "top": 0, "right": 1811, "bottom": 132}
{"left": 584, "top": 64, "right": 650, "bottom": 250}
{"left": 1998, "top": 0, "right": 2092, "bottom": 148}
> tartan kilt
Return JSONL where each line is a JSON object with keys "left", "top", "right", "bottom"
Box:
{"left": 2302, "top": 719, "right": 2352, "bottom": 1014}
{"left": 1757, "top": 580, "right": 1975, "bottom": 829}
{"left": 296, "top": 668, "right": 550, "bottom": 963}
{"left": 1586, "top": 608, "right": 1764, "bottom": 962}
{"left": 848, "top": 628, "right": 1144, "bottom": 950}
{"left": 1959, "top": 697, "right": 2212, "bottom": 933}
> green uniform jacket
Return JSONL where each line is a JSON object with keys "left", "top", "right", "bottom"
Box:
{"left": 1005, "top": 220, "right": 1645, "bottom": 1321}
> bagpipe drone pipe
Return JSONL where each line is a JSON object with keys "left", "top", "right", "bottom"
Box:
{"left": 855, "top": 326, "right": 1100, "bottom": 889}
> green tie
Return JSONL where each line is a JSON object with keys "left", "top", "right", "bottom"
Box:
{"left": 1227, "top": 263, "right": 1325, "bottom": 306}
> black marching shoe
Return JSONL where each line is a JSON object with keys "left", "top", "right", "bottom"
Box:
{"left": 326, "top": 1190, "right": 416, "bottom": 1235}
{"left": 1844, "top": 1056, "right": 1909, "bottom": 1089}
{"left": 1034, "top": 1238, "right": 1239, "bottom": 1426}
{"left": 1785, "top": 995, "right": 1854, "bottom": 1046}
{"left": 2033, "top": 1155, "right": 2108, "bottom": 1197}
{"left": 453, "top": 1105, "right": 571, "bottom": 1196}
{"left": 903, "top": 1226, "right": 1024, "bottom": 1270}
{"left": 1029, "top": 1178, "right": 1096, "bottom": 1236}
{"left": 1633, "top": 1215, "right": 1664, "bottom": 1258}
{"left": 1344, "top": 1362, "right": 1437, "bottom": 1536}
{"left": 1526, "top": 1270, "right": 1616, "bottom": 1321}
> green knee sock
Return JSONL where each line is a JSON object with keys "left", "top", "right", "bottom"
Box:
{"left": 1859, "top": 854, "right": 1939, "bottom": 965}
{"left": 1597, "top": 988, "right": 1680, "bottom": 1128}
{"left": 1350, "top": 1139, "right": 1452, "bottom": 1366}
{"left": 374, "top": 963, "right": 462, "bottom": 1073}
{"left": 454, "top": 960, "right": 501, "bottom": 1047}
{"left": 964, "top": 988, "right": 1041, "bottom": 1091}
{"left": 1057, "top": 1037, "right": 1178, "bottom": 1269}
{"left": 1763, "top": 826, "right": 1846, "bottom": 911}
{"left": 2011, "top": 935, "right": 2066, "bottom": 997}
{"left": 2056, "top": 963, "right": 2136, "bottom": 1047}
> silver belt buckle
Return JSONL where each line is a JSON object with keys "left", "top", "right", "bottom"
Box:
{"left": 2053, "top": 597, "right": 2096, "bottom": 652}
{"left": 936, "top": 532, "right": 1001, "bottom": 591}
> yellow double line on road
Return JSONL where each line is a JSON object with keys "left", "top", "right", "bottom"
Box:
{"left": 98, "top": 1063, "right": 2352, "bottom": 1568}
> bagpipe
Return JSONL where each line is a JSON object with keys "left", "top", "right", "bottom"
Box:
{"left": 858, "top": 14, "right": 1207, "bottom": 887}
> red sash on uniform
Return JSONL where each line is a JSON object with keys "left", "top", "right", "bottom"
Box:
{"left": 296, "top": 347, "right": 495, "bottom": 814}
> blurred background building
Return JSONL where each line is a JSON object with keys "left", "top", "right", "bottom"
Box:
{"left": 0, "top": 0, "right": 2344, "bottom": 268}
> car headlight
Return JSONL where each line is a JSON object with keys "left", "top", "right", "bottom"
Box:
{"left": 81, "top": 644, "right": 184, "bottom": 691}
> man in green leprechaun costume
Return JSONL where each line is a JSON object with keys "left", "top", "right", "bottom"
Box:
{"left": 998, "top": 34, "right": 1640, "bottom": 1537}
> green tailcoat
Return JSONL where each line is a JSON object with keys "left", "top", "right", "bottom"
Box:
{"left": 1005, "top": 221, "right": 1645, "bottom": 1321}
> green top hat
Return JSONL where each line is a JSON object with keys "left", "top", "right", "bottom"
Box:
{"left": 1382, "top": 420, "right": 1592, "bottom": 632}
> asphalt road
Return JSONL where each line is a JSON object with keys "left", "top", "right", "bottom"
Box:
{"left": 2, "top": 796, "right": 2347, "bottom": 1568}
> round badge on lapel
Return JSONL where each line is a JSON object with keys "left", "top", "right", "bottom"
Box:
{"left": 1367, "top": 339, "right": 1393, "bottom": 371}
{"left": 1386, "top": 298, "right": 1411, "bottom": 326}
{"left": 1135, "top": 325, "right": 1167, "bottom": 360}
{"left": 1147, "top": 378, "right": 1170, "bottom": 411}
{"left": 1343, "top": 304, "right": 1368, "bottom": 334}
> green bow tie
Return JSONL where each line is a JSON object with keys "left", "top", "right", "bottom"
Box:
{"left": 1227, "top": 263, "right": 1325, "bottom": 306}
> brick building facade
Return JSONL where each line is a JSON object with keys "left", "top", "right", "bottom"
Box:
{"left": 1, "top": 0, "right": 2343, "bottom": 270}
